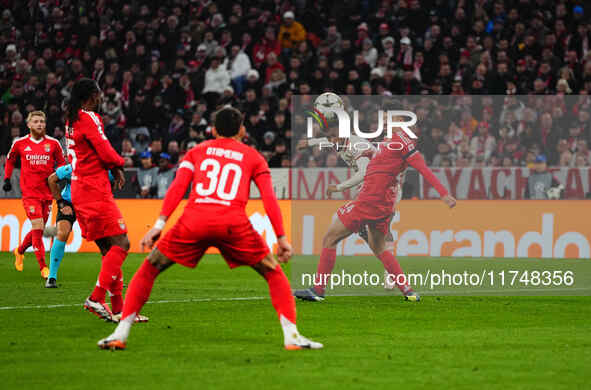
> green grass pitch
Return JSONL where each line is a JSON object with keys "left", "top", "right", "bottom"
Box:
{"left": 0, "top": 252, "right": 589, "bottom": 389}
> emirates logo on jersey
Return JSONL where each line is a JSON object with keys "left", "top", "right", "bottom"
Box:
{"left": 44, "top": 144, "right": 51, "bottom": 152}
{"left": 118, "top": 218, "right": 126, "bottom": 230}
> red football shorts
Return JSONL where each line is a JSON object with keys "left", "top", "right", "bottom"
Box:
{"left": 75, "top": 199, "right": 127, "bottom": 241}
{"left": 22, "top": 198, "right": 51, "bottom": 222}
{"left": 337, "top": 200, "right": 392, "bottom": 236}
{"left": 157, "top": 211, "right": 269, "bottom": 269}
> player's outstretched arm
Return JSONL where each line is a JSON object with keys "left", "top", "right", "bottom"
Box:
{"left": 140, "top": 162, "right": 194, "bottom": 251}
{"left": 297, "top": 137, "right": 329, "bottom": 151}
{"left": 253, "top": 170, "right": 291, "bottom": 262}
{"left": 327, "top": 156, "right": 370, "bottom": 196}
{"left": 254, "top": 171, "right": 286, "bottom": 238}
{"left": 407, "top": 152, "right": 456, "bottom": 209}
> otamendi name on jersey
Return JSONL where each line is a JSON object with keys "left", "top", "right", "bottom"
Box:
{"left": 206, "top": 147, "right": 244, "bottom": 162}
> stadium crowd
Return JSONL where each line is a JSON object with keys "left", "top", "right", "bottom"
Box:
{"left": 2, "top": 0, "right": 591, "bottom": 197}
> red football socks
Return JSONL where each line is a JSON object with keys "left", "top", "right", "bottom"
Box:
{"left": 120, "top": 260, "right": 160, "bottom": 322}
{"left": 264, "top": 264, "right": 296, "bottom": 324}
{"left": 314, "top": 248, "right": 336, "bottom": 295}
{"left": 111, "top": 294, "right": 123, "bottom": 314}
{"left": 18, "top": 231, "right": 33, "bottom": 254}
{"left": 31, "top": 229, "right": 46, "bottom": 270}
{"left": 378, "top": 250, "right": 412, "bottom": 294}
{"left": 90, "top": 255, "right": 107, "bottom": 302}
{"left": 110, "top": 269, "right": 124, "bottom": 313}
{"left": 91, "top": 246, "right": 127, "bottom": 303}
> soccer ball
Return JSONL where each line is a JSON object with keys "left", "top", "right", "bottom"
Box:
{"left": 314, "top": 92, "right": 344, "bottom": 120}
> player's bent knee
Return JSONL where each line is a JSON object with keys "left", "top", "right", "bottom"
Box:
{"left": 147, "top": 248, "right": 174, "bottom": 271}
{"left": 371, "top": 243, "right": 385, "bottom": 255}
{"left": 57, "top": 221, "right": 71, "bottom": 241}
{"left": 57, "top": 230, "right": 70, "bottom": 242}
{"left": 252, "top": 254, "right": 279, "bottom": 276}
{"left": 322, "top": 233, "right": 339, "bottom": 249}
{"left": 31, "top": 218, "right": 44, "bottom": 230}
{"left": 368, "top": 236, "right": 386, "bottom": 254}
{"left": 111, "top": 234, "right": 130, "bottom": 252}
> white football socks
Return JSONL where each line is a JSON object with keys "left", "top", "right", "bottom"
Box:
{"left": 280, "top": 314, "right": 300, "bottom": 345}
{"left": 112, "top": 312, "right": 136, "bottom": 342}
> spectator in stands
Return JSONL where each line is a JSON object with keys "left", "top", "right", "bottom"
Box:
{"left": 269, "top": 140, "right": 288, "bottom": 168}
{"left": 361, "top": 39, "right": 378, "bottom": 68}
{"left": 129, "top": 127, "right": 151, "bottom": 155}
{"left": 155, "top": 153, "right": 175, "bottom": 199}
{"left": 136, "top": 151, "right": 157, "bottom": 199}
{"left": 278, "top": 11, "right": 306, "bottom": 51}
{"left": 470, "top": 122, "right": 496, "bottom": 162}
{"left": 421, "top": 127, "right": 444, "bottom": 164}
{"left": 560, "top": 150, "right": 574, "bottom": 167}
{"left": 226, "top": 44, "right": 251, "bottom": 96}
{"left": 166, "top": 140, "right": 180, "bottom": 165}
{"left": 574, "top": 139, "right": 591, "bottom": 165}
{"left": 148, "top": 138, "right": 163, "bottom": 166}
{"left": 575, "top": 154, "right": 588, "bottom": 167}
{"left": 202, "top": 56, "right": 231, "bottom": 108}
{"left": 167, "top": 109, "right": 187, "bottom": 143}
{"left": 121, "top": 138, "right": 136, "bottom": 167}
{"left": 252, "top": 27, "right": 281, "bottom": 68}
{"left": 396, "top": 37, "right": 414, "bottom": 69}
{"left": 432, "top": 143, "right": 455, "bottom": 167}
{"left": 260, "top": 131, "right": 276, "bottom": 153}
{"left": 325, "top": 153, "right": 339, "bottom": 168}
{"left": 526, "top": 155, "right": 562, "bottom": 199}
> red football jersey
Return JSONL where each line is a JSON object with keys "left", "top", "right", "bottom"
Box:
{"left": 356, "top": 131, "right": 417, "bottom": 212}
{"left": 4, "top": 134, "right": 66, "bottom": 200}
{"left": 66, "top": 110, "right": 125, "bottom": 203}
{"left": 181, "top": 138, "right": 269, "bottom": 212}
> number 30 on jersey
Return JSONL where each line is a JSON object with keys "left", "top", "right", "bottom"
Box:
{"left": 195, "top": 158, "right": 242, "bottom": 201}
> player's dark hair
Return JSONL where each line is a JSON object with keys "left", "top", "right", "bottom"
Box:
{"left": 65, "top": 78, "right": 100, "bottom": 125}
{"left": 214, "top": 106, "right": 243, "bottom": 137}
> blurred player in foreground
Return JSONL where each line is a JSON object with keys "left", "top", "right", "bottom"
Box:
{"left": 299, "top": 125, "right": 456, "bottom": 302}
{"left": 3, "top": 111, "right": 66, "bottom": 278}
{"left": 65, "top": 78, "right": 129, "bottom": 322}
{"left": 98, "top": 107, "right": 322, "bottom": 350}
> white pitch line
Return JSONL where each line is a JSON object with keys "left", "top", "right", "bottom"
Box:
{"left": 1, "top": 288, "right": 590, "bottom": 311}
{"left": 0, "top": 296, "right": 267, "bottom": 311}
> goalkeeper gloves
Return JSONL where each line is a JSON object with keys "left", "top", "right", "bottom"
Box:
{"left": 3, "top": 179, "right": 11, "bottom": 192}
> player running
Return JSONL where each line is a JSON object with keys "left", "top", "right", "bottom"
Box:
{"left": 298, "top": 129, "right": 456, "bottom": 302}
{"left": 65, "top": 78, "right": 129, "bottom": 322}
{"left": 3, "top": 111, "right": 66, "bottom": 279}
{"left": 98, "top": 107, "right": 322, "bottom": 351}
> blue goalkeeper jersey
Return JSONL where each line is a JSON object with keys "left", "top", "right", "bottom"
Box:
{"left": 56, "top": 164, "right": 114, "bottom": 202}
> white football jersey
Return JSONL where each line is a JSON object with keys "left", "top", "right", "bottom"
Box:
{"left": 338, "top": 135, "right": 376, "bottom": 172}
